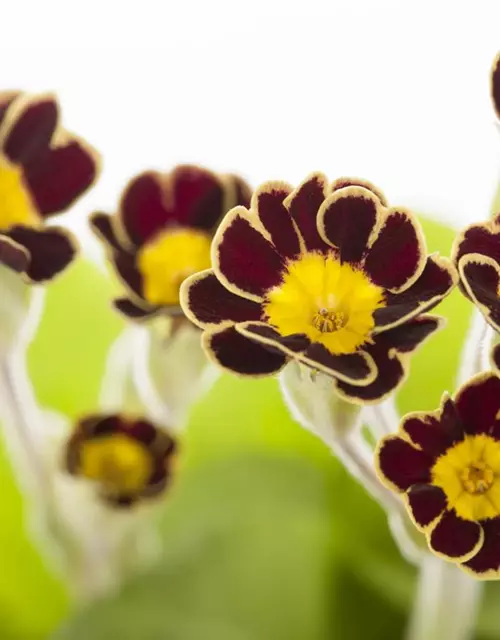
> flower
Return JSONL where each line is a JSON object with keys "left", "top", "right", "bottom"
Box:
{"left": 0, "top": 91, "right": 99, "bottom": 282}
{"left": 65, "top": 414, "right": 177, "bottom": 507}
{"left": 375, "top": 372, "right": 500, "bottom": 578}
{"left": 491, "top": 51, "right": 500, "bottom": 120}
{"left": 90, "top": 165, "right": 251, "bottom": 321}
{"left": 181, "top": 173, "right": 457, "bottom": 403}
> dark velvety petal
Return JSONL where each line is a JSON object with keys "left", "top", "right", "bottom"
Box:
{"left": 255, "top": 183, "right": 301, "bottom": 259}
{"left": 286, "top": 173, "right": 330, "bottom": 252}
{"left": 0, "top": 235, "right": 29, "bottom": 273}
{"left": 401, "top": 411, "right": 461, "bottom": 459}
{"left": 25, "top": 138, "right": 99, "bottom": 216}
{"left": 464, "top": 519, "right": 500, "bottom": 576}
{"left": 227, "top": 174, "right": 252, "bottom": 208}
{"left": 123, "top": 420, "right": 157, "bottom": 445}
{"left": 374, "top": 255, "right": 457, "bottom": 329}
{"left": 330, "top": 176, "right": 388, "bottom": 206}
{"left": 453, "top": 223, "right": 500, "bottom": 266}
{"left": 1, "top": 95, "right": 58, "bottom": 165}
{"left": 459, "top": 255, "right": 500, "bottom": 331}
{"left": 454, "top": 373, "right": 500, "bottom": 435}
{"left": 428, "top": 511, "right": 483, "bottom": 561}
{"left": 363, "top": 209, "right": 425, "bottom": 291}
{"left": 406, "top": 484, "right": 447, "bottom": 529}
{"left": 377, "top": 314, "right": 443, "bottom": 352}
{"left": 7, "top": 226, "right": 76, "bottom": 282}
{"left": 170, "top": 165, "right": 225, "bottom": 231}
{"left": 90, "top": 212, "right": 124, "bottom": 252}
{"left": 318, "top": 187, "right": 378, "bottom": 263}
{"left": 119, "top": 172, "right": 169, "bottom": 246}
{"left": 203, "top": 326, "right": 287, "bottom": 376}
{"left": 236, "top": 322, "right": 310, "bottom": 356}
{"left": 88, "top": 415, "right": 122, "bottom": 437}
{"left": 492, "top": 343, "right": 500, "bottom": 375}
{"left": 492, "top": 52, "right": 500, "bottom": 120}
{"left": 111, "top": 250, "right": 144, "bottom": 299}
{"left": 213, "top": 208, "right": 285, "bottom": 300}
{"left": 0, "top": 91, "right": 21, "bottom": 125}
{"left": 299, "top": 343, "right": 376, "bottom": 384}
{"left": 181, "top": 269, "right": 263, "bottom": 329}
{"left": 113, "top": 297, "right": 158, "bottom": 320}
{"left": 376, "top": 436, "right": 432, "bottom": 491}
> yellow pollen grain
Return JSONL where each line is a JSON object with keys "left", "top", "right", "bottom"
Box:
{"left": 0, "top": 158, "right": 39, "bottom": 231}
{"left": 138, "top": 228, "right": 211, "bottom": 306}
{"left": 79, "top": 434, "right": 153, "bottom": 494}
{"left": 264, "top": 252, "right": 385, "bottom": 355}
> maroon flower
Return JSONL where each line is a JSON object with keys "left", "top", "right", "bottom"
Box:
{"left": 376, "top": 373, "right": 500, "bottom": 578}
{"left": 65, "top": 414, "right": 177, "bottom": 507}
{"left": 491, "top": 51, "right": 500, "bottom": 121}
{"left": 0, "top": 91, "right": 100, "bottom": 282}
{"left": 91, "top": 165, "right": 251, "bottom": 321}
{"left": 180, "top": 173, "right": 457, "bottom": 403}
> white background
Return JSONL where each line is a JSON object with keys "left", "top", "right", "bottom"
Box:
{"left": 3, "top": 0, "right": 500, "bottom": 258}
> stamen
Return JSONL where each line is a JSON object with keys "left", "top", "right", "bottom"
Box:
{"left": 460, "top": 462, "right": 494, "bottom": 494}
{"left": 312, "top": 308, "right": 347, "bottom": 333}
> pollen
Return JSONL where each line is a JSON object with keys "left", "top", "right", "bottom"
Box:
{"left": 312, "top": 309, "right": 347, "bottom": 333}
{"left": 138, "top": 228, "right": 211, "bottom": 306}
{"left": 460, "top": 462, "right": 494, "bottom": 494}
{"left": 0, "top": 158, "right": 39, "bottom": 231}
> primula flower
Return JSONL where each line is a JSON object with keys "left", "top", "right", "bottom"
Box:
{"left": 91, "top": 165, "right": 251, "bottom": 321}
{"left": 0, "top": 91, "right": 99, "bottom": 282}
{"left": 376, "top": 373, "right": 500, "bottom": 578}
{"left": 65, "top": 414, "right": 177, "bottom": 507}
{"left": 181, "top": 173, "right": 457, "bottom": 403}
{"left": 491, "top": 51, "right": 500, "bottom": 121}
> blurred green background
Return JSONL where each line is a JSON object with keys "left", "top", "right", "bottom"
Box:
{"left": 2, "top": 217, "right": 500, "bottom": 639}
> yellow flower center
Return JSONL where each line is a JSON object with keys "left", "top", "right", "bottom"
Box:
{"left": 0, "top": 158, "right": 39, "bottom": 231}
{"left": 79, "top": 434, "right": 153, "bottom": 495}
{"left": 264, "top": 253, "right": 386, "bottom": 355}
{"left": 138, "top": 228, "right": 211, "bottom": 306}
{"left": 432, "top": 434, "right": 500, "bottom": 521}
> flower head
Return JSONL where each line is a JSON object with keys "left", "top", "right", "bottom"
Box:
{"left": 0, "top": 91, "right": 99, "bottom": 282}
{"left": 181, "top": 173, "right": 457, "bottom": 403}
{"left": 91, "top": 165, "right": 251, "bottom": 321}
{"left": 491, "top": 51, "right": 500, "bottom": 121}
{"left": 65, "top": 414, "right": 177, "bottom": 507}
{"left": 376, "top": 373, "right": 500, "bottom": 578}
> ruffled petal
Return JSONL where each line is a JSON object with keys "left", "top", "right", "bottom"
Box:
{"left": 400, "top": 399, "right": 462, "bottom": 458}
{"left": 119, "top": 172, "right": 169, "bottom": 246}
{"left": 454, "top": 372, "right": 500, "bottom": 436}
{"left": 169, "top": 165, "right": 225, "bottom": 231}
{"left": 428, "top": 511, "right": 483, "bottom": 562}
{"left": 0, "top": 235, "right": 29, "bottom": 273}
{"left": 253, "top": 182, "right": 301, "bottom": 259}
{"left": 375, "top": 436, "right": 433, "bottom": 491}
{"left": 453, "top": 222, "right": 500, "bottom": 267}
{"left": 285, "top": 173, "right": 330, "bottom": 252}
{"left": 234, "top": 321, "right": 310, "bottom": 357}
{"left": 459, "top": 254, "right": 500, "bottom": 332}
{"left": 406, "top": 484, "right": 447, "bottom": 530}
{"left": 463, "top": 519, "right": 500, "bottom": 577}
{"left": 330, "top": 176, "right": 388, "bottom": 206}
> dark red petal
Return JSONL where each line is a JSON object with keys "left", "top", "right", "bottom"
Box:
{"left": 113, "top": 297, "right": 158, "bottom": 320}
{"left": 90, "top": 212, "right": 124, "bottom": 252}
{"left": 170, "top": 165, "right": 225, "bottom": 231}
{"left": 376, "top": 436, "right": 432, "bottom": 491}
{"left": 454, "top": 223, "right": 500, "bottom": 266}
{"left": 286, "top": 173, "right": 329, "bottom": 252}
{"left": 7, "top": 226, "right": 76, "bottom": 282}
{"left": 2, "top": 95, "right": 58, "bottom": 165}
{"left": 0, "top": 235, "right": 29, "bottom": 273}
{"left": 236, "top": 322, "right": 310, "bottom": 356}
{"left": 119, "top": 172, "right": 169, "bottom": 246}
{"left": 492, "top": 52, "right": 500, "bottom": 120}
{"left": 122, "top": 420, "right": 157, "bottom": 446}
{"left": 110, "top": 250, "right": 143, "bottom": 300}
{"left": 255, "top": 184, "right": 301, "bottom": 259}
{"left": 330, "top": 176, "right": 388, "bottom": 206}
{"left": 300, "top": 343, "right": 375, "bottom": 383}
{"left": 363, "top": 209, "right": 424, "bottom": 291}
{"left": 377, "top": 314, "right": 443, "bottom": 353}
{"left": 492, "top": 343, "right": 500, "bottom": 375}
{"left": 460, "top": 257, "right": 500, "bottom": 331}
{"left": 402, "top": 414, "right": 461, "bottom": 459}
{"left": 454, "top": 373, "right": 500, "bottom": 435}
{"left": 374, "top": 255, "right": 457, "bottom": 329}
{"left": 26, "top": 138, "right": 99, "bottom": 216}
{"left": 0, "top": 91, "right": 21, "bottom": 126}
{"left": 319, "top": 187, "right": 378, "bottom": 263}
{"left": 213, "top": 209, "right": 285, "bottom": 299}
{"left": 428, "top": 511, "right": 483, "bottom": 560}
{"left": 406, "top": 484, "right": 447, "bottom": 529}
{"left": 181, "top": 270, "right": 263, "bottom": 328}
{"left": 464, "top": 519, "right": 500, "bottom": 576}
{"left": 203, "top": 326, "right": 287, "bottom": 376}
{"left": 227, "top": 174, "right": 252, "bottom": 208}
{"left": 82, "top": 415, "right": 121, "bottom": 438}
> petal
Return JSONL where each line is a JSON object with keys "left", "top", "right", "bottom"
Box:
{"left": 363, "top": 209, "right": 426, "bottom": 292}
{"left": 111, "top": 249, "right": 144, "bottom": 300}
{"left": 464, "top": 519, "right": 500, "bottom": 577}
{"left": 285, "top": 173, "right": 330, "bottom": 252}
{"left": 169, "top": 165, "right": 225, "bottom": 231}
{"left": 226, "top": 173, "right": 252, "bottom": 208}
{"left": 25, "top": 137, "right": 99, "bottom": 216}
{"left": 406, "top": 484, "right": 447, "bottom": 530}
{"left": 375, "top": 436, "right": 433, "bottom": 492}
{"left": 119, "top": 172, "right": 170, "bottom": 246}
{"left": 90, "top": 212, "right": 124, "bottom": 252}
{"left": 253, "top": 182, "right": 301, "bottom": 259}
{"left": 492, "top": 51, "right": 500, "bottom": 120}
{"left": 492, "top": 343, "right": 500, "bottom": 375}
{"left": 202, "top": 326, "right": 287, "bottom": 376}
{"left": 7, "top": 226, "right": 76, "bottom": 282}
{"left": 0, "top": 94, "right": 58, "bottom": 165}
{"left": 235, "top": 321, "right": 311, "bottom": 357}
{"left": 454, "top": 372, "right": 500, "bottom": 435}
{"left": 317, "top": 186, "right": 379, "bottom": 263}
{"left": 330, "top": 176, "right": 388, "bottom": 206}
{"left": 298, "top": 344, "right": 377, "bottom": 385}
{"left": 376, "top": 314, "right": 444, "bottom": 353}
{"left": 122, "top": 419, "right": 158, "bottom": 446}
{"left": 0, "top": 235, "right": 29, "bottom": 273}
{"left": 401, "top": 399, "right": 463, "bottom": 458}
{"left": 428, "top": 511, "right": 483, "bottom": 562}
{"left": 212, "top": 207, "right": 285, "bottom": 301}
{"left": 180, "top": 269, "right": 263, "bottom": 330}
{"left": 374, "top": 255, "right": 458, "bottom": 330}
{"left": 113, "top": 297, "right": 159, "bottom": 320}
{"left": 453, "top": 221, "right": 500, "bottom": 266}
{"left": 0, "top": 91, "right": 21, "bottom": 125}
{"left": 459, "top": 254, "right": 500, "bottom": 332}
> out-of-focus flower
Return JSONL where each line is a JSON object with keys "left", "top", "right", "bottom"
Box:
{"left": 0, "top": 91, "right": 99, "bottom": 282}
{"left": 376, "top": 373, "right": 500, "bottom": 578}
{"left": 491, "top": 51, "right": 500, "bottom": 121}
{"left": 65, "top": 414, "right": 177, "bottom": 507}
{"left": 91, "top": 165, "right": 251, "bottom": 321}
{"left": 181, "top": 174, "right": 456, "bottom": 403}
